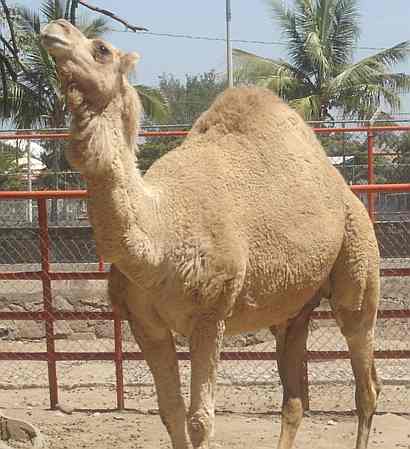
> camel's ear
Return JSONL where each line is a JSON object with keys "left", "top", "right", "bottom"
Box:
{"left": 120, "top": 52, "right": 140, "bottom": 74}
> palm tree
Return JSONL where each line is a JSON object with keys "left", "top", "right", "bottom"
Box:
{"left": 0, "top": 0, "right": 168, "bottom": 221}
{"left": 2, "top": 1, "right": 107, "bottom": 130}
{"left": 1, "top": 0, "right": 168, "bottom": 129}
{"left": 234, "top": 0, "right": 410, "bottom": 121}
{"left": 1, "top": 1, "right": 168, "bottom": 166}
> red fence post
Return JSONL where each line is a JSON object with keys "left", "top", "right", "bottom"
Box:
{"left": 38, "top": 198, "right": 59, "bottom": 409}
{"left": 302, "top": 348, "right": 310, "bottom": 410}
{"left": 113, "top": 307, "right": 125, "bottom": 410}
{"left": 367, "top": 131, "right": 375, "bottom": 221}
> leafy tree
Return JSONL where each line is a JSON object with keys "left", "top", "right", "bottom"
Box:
{"left": 158, "top": 71, "right": 225, "bottom": 125}
{"left": 0, "top": 1, "right": 168, "bottom": 176}
{"left": 233, "top": 0, "right": 410, "bottom": 121}
{"left": 0, "top": 141, "right": 24, "bottom": 189}
{"left": 386, "top": 132, "right": 410, "bottom": 183}
{"left": 139, "top": 71, "right": 225, "bottom": 173}
{"left": 1, "top": 1, "right": 109, "bottom": 130}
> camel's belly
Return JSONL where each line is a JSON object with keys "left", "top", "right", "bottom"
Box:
{"left": 151, "top": 280, "right": 322, "bottom": 338}
{"left": 225, "top": 285, "right": 320, "bottom": 335}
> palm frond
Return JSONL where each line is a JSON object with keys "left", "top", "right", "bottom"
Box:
{"left": 337, "top": 81, "right": 406, "bottom": 120}
{"left": 304, "top": 30, "right": 330, "bottom": 78}
{"left": 330, "top": 41, "right": 410, "bottom": 92}
{"left": 367, "top": 41, "right": 410, "bottom": 68}
{"left": 0, "top": 62, "right": 10, "bottom": 117}
{"left": 233, "top": 49, "right": 277, "bottom": 84}
{"left": 233, "top": 48, "right": 314, "bottom": 97}
{"left": 134, "top": 85, "right": 170, "bottom": 122}
{"left": 328, "top": 0, "right": 360, "bottom": 66}
{"left": 268, "top": 0, "right": 314, "bottom": 74}
{"left": 40, "top": 0, "right": 65, "bottom": 21}
{"left": 15, "top": 7, "right": 41, "bottom": 35}
{"left": 78, "top": 16, "right": 109, "bottom": 38}
{"left": 289, "top": 94, "right": 322, "bottom": 120}
{"left": 382, "top": 73, "right": 410, "bottom": 94}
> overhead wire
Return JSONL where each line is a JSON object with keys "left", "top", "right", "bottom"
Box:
{"left": 109, "top": 28, "right": 397, "bottom": 52}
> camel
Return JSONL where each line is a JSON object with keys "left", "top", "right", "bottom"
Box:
{"left": 41, "top": 19, "right": 381, "bottom": 449}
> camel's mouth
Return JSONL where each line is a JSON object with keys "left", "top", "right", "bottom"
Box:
{"left": 40, "top": 32, "right": 70, "bottom": 51}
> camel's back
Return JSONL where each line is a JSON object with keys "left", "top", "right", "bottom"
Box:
{"left": 145, "top": 87, "right": 347, "bottom": 242}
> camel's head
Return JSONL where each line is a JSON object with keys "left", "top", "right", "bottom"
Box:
{"left": 41, "top": 19, "right": 139, "bottom": 112}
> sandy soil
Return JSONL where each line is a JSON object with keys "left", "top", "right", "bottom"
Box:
{"left": 1, "top": 386, "right": 410, "bottom": 449}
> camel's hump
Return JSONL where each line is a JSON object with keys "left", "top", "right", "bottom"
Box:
{"left": 190, "top": 87, "right": 294, "bottom": 137}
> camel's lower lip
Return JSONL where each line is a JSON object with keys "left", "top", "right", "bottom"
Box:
{"left": 40, "top": 33, "right": 69, "bottom": 49}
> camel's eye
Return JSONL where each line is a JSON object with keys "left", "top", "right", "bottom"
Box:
{"left": 98, "top": 43, "right": 110, "bottom": 55}
{"left": 94, "top": 41, "right": 111, "bottom": 59}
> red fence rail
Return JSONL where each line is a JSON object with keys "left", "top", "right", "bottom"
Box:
{"left": 0, "top": 185, "right": 409, "bottom": 410}
{"left": 1, "top": 127, "right": 410, "bottom": 411}
{"left": 3, "top": 124, "right": 410, "bottom": 220}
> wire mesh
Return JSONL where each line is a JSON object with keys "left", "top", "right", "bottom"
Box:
{"left": 0, "top": 187, "right": 409, "bottom": 415}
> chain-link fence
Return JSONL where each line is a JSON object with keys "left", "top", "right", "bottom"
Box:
{"left": 0, "top": 126, "right": 409, "bottom": 414}
{"left": 0, "top": 189, "right": 409, "bottom": 414}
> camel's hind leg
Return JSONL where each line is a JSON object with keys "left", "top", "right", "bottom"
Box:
{"left": 328, "top": 191, "right": 382, "bottom": 449}
{"left": 330, "top": 275, "right": 381, "bottom": 449}
{"left": 270, "top": 294, "right": 321, "bottom": 449}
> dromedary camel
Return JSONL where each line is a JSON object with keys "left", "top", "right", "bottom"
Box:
{"left": 41, "top": 19, "right": 381, "bottom": 449}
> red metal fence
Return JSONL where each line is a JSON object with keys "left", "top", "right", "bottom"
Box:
{"left": 0, "top": 128, "right": 409, "bottom": 412}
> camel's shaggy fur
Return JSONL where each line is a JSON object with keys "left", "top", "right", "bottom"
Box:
{"left": 41, "top": 19, "right": 381, "bottom": 449}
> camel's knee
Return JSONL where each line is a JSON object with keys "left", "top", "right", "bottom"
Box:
{"left": 282, "top": 397, "right": 304, "bottom": 427}
{"left": 159, "top": 397, "right": 187, "bottom": 433}
{"left": 355, "top": 365, "right": 380, "bottom": 414}
{"left": 188, "top": 410, "right": 213, "bottom": 447}
{"left": 355, "top": 386, "right": 378, "bottom": 421}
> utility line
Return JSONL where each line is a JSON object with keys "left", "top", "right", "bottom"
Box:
{"left": 109, "top": 28, "right": 394, "bottom": 52}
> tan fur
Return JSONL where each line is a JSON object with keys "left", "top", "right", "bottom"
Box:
{"left": 41, "top": 20, "right": 381, "bottom": 449}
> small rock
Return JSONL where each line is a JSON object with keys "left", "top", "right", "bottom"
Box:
{"left": 16, "top": 321, "right": 45, "bottom": 340}
{"left": 56, "top": 403, "right": 74, "bottom": 415}
{"left": 327, "top": 419, "right": 337, "bottom": 426}
{"left": 54, "top": 321, "right": 72, "bottom": 339}
{"left": 54, "top": 295, "right": 75, "bottom": 311}
{"left": 68, "top": 332, "right": 96, "bottom": 341}
{"left": 26, "top": 402, "right": 38, "bottom": 408}
{"left": 0, "top": 414, "right": 45, "bottom": 447}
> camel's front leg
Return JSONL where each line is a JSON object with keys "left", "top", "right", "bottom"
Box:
{"left": 128, "top": 320, "right": 192, "bottom": 449}
{"left": 188, "top": 317, "right": 225, "bottom": 449}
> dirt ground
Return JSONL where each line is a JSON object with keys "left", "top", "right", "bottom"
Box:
{"left": 1, "top": 386, "right": 409, "bottom": 449}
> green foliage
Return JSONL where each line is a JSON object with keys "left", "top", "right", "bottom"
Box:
{"left": 158, "top": 71, "right": 225, "bottom": 124}
{"left": 319, "top": 129, "right": 410, "bottom": 185}
{"left": 135, "top": 85, "right": 170, "bottom": 124}
{"left": 138, "top": 71, "right": 225, "bottom": 173}
{"left": 138, "top": 137, "right": 183, "bottom": 174}
{"left": 234, "top": 0, "right": 410, "bottom": 121}
{"left": 0, "top": 141, "right": 24, "bottom": 190}
{"left": 386, "top": 132, "right": 410, "bottom": 183}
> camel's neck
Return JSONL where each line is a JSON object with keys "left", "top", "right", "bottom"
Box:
{"left": 67, "top": 89, "right": 161, "bottom": 264}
